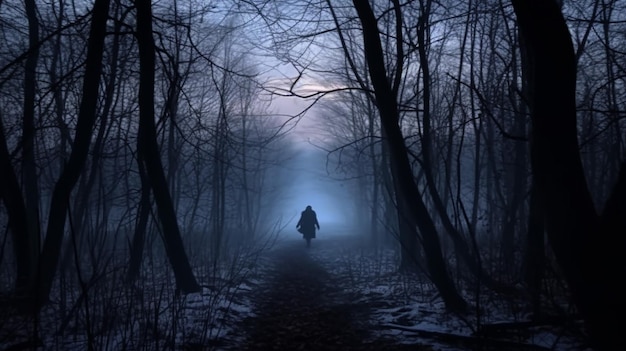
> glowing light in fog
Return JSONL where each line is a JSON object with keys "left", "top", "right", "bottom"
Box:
{"left": 290, "top": 183, "right": 350, "bottom": 226}
{"left": 277, "top": 148, "right": 356, "bottom": 237}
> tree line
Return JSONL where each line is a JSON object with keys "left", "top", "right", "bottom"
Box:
{"left": 1, "top": 0, "right": 624, "bottom": 349}
{"left": 249, "top": 1, "right": 625, "bottom": 349}
{"left": 0, "top": 0, "right": 291, "bottom": 311}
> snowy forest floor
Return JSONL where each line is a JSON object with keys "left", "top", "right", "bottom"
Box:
{"left": 232, "top": 234, "right": 424, "bottom": 351}
{"left": 1, "top": 227, "right": 591, "bottom": 350}
{"left": 221, "top": 229, "right": 590, "bottom": 351}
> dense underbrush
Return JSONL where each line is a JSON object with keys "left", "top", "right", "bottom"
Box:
{"left": 0, "top": 230, "right": 276, "bottom": 351}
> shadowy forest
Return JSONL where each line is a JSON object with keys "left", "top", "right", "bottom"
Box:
{"left": 0, "top": 0, "right": 625, "bottom": 350}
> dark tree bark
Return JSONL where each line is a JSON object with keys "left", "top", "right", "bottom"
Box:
{"left": 382, "top": 127, "right": 419, "bottom": 271}
{"left": 0, "top": 117, "right": 31, "bottom": 293}
{"left": 501, "top": 88, "right": 528, "bottom": 271}
{"left": 352, "top": 0, "right": 466, "bottom": 312}
{"left": 126, "top": 156, "right": 151, "bottom": 283}
{"left": 21, "top": 0, "right": 41, "bottom": 292}
{"left": 523, "top": 180, "right": 544, "bottom": 318}
{"left": 37, "top": 0, "right": 111, "bottom": 304}
{"left": 60, "top": 5, "right": 124, "bottom": 273}
{"left": 135, "top": 0, "right": 200, "bottom": 294}
{"left": 512, "top": 1, "right": 625, "bottom": 349}
{"left": 0, "top": 0, "right": 42, "bottom": 294}
{"left": 500, "top": 6, "right": 531, "bottom": 275}
{"left": 396, "top": 194, "right": 420, "bottom": 271}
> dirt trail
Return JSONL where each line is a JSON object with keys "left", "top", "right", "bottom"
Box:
{"left": 237, "top": 236, "right": 426, "bottom": 351}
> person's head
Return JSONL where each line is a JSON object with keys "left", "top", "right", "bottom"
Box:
{"left": 305, "top": 205, "right": 312, "bottom": 211}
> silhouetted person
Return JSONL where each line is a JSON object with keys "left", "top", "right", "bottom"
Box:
{"left": 296, "top": 205, "right": 319, "bottom": 248}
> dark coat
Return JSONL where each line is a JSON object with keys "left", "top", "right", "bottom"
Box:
{"left": 296, "top": 208, "right": 319, "bottom": 239}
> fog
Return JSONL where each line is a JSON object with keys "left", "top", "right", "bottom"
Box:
{"left": 270, "top": 145, "right": 358, "bottom": 238}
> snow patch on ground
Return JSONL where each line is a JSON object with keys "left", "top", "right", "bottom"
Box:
{"left": 0, "top": 245, "right": 266, "bottom": 350}
{"left": 306, "top": 236, "right": 590, "bottom": 351}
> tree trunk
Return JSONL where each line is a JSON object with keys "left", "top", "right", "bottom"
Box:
{"left": 126, "top": 156, "right": 151, "bottom": 283}
{"left": 21, "top": 0, "right": 41, "bottom": 293}
{"left": 512, "top": 1, "right": 625, "bottom": 348}
{"left": 523, "top": 180, "right": 544, "bottom": 318}
{"left": 383, "top": 128, "right": 419, "bottom": 271}
{"left": 37, "top": 0, "right": 111, "bottom": 304}
{"left": 60, "top": 8, "right": 123, "bottom": 273}
{"left": 414, "top": 0, "right": 504, "bottom": 292}
{"left": 135, "top": 0, "right": 200, "bottom": 294}
{"left": 352, "top": 0, "right": 466, "bottom": 312}
{"left": 396, "top": 190, "right": 420, "bottom": 272}
{"left": 0, "top": 117, "right": 30, "bottom": 294}
{"left": 368, "top": 100, "right": 380, "bottom": 244}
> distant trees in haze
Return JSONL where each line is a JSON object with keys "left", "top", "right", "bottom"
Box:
{"left": 0, "top": 0, "right": 289, "bottom": 307}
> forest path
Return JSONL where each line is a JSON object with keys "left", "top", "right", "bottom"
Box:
{"left": 236, "top": 233, "right": 429, "bottom": 351}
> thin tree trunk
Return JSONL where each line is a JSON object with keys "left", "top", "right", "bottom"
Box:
{"left": 367, "top": 99, "right": 379, "bottom": 244}
{"left": 37, "top": 0, "right": 111, "bottom": 304}
{"left": 0, "top": 0, "right": 37, "bottom": 294}
{"left": 382, "top": 127, "right": 419, "bottom": 271}
{"left": 501, "top": 36, "right": 528, "bottom": 271}
{"left": 523, "top": 180, "right": 543, "bottom": 318}
{"left": 395, "top": 188, "right": 419, "bottom": 271}
{"left": 415, "top": 0, "right": 504, "bottom": 292}
{"left": 0, "top": 116, "right": 30, "bottom": 293}
{"left": 126, "top": 157, "right": 151, "bottom": 283}
{"left": 135, "top": 0, "right": 200, "bottom": 294}
{"left": 352, "top": 0, "right": 466, "bottom": 312}
{"left": 60, "top": 7, "right": 124, "bottom": 273}
{"left": 166, "top": 70, "right": 180, "bottom": 201}
{"left": 21, "top": 0, "right": 41, "bottom": 293}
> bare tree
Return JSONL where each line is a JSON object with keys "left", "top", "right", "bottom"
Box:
{"left": 512, "top": 0, "right": 625, "bottom": 348}
{"left": 35, "top": 0, "right": 112, "bottom": 305}
{"left": 351, "top": 0, "right": 467, "bottom": 313}
{"left": 20, "top": 0, "right": 41, "bottom": 293}
{"left": 135, "top": 0, "right": 200, "bottom": 294}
